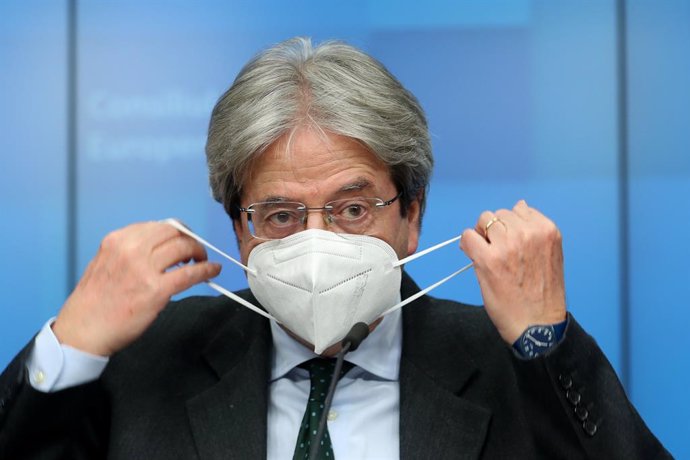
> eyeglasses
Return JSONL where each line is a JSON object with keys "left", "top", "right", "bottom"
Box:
{"left": 238, "top": 192, "right": 401, "bottom": 240}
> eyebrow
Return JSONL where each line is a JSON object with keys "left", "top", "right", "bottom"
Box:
{"left": 257, "top": 178, "right": 375, "bottom": 203}
{"left": 259, "top": 196, "right": 291, "bottom": 203}
{"left": 338, "top": 178, "right": 373, "bottom": 193}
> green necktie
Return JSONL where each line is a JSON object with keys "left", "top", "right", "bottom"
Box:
{"left": 293, "top": 358, "right": 354, "bottom": 460}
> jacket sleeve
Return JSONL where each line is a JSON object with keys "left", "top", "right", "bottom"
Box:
{"left": 0, "top": 341, "right": 110, "bottom": 459}
{"left": 511, "top": 314, "right": 672, "bottom": 459}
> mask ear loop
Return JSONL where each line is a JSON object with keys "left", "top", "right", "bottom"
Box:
{"left": 205, "top": 280, "right": 275, "bottom": 320}
{"left": 162, "top": 218, "right": 255, "bottom": 274}
{"left": 161, "top": 218, "right": 275, "bottom": 321}
{"left": 381, "top": 234, "right": 474, "bottom": 316}
{"left": 394, "top": 234, "right": 462, "bottom": 266}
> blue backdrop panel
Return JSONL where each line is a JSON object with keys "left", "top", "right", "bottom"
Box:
{"left": 0, "top": 2, "right": 69, "bottom": 368}
{"left": 628, "top": 0, "right": 690, "bottom": 456}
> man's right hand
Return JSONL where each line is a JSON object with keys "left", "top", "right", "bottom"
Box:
{"left": 52, "top": 221, "right": 222, "bottom": 357}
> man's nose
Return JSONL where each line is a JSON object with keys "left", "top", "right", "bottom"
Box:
{"left": 304, "top": 210, "right": 330, "bottom": 231}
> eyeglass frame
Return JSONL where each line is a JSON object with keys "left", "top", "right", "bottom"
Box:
{"left": 237, "top": 191, "right": 403, "bottom": 240}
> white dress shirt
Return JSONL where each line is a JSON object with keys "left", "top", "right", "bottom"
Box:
{"left": 268, "top": 309, "right": 401, "bottom": 460}
{"left": 27, "top": 308, "right": 402, "bottom": 459}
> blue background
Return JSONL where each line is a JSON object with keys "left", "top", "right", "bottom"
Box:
{"left": 0, "top": 1, "right": 687, "bottom": 456}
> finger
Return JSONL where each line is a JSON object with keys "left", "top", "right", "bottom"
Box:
{"left": 479, "top": 210, "right": 509, "bottom": 243}
{"left": 512, "top": 199, "right": 534, "bottom": 221}
{"left": 161, "top": 261, "right": 222, "bottom": 296}
{"left": 512, "top": 201, "right": 557, "bottom": 233}
{"left": 494, "top": 208, "right": 521, "bottom": 228}
{"left": 135, "top": 221, "right": 184, "bottom": 248}
{"left": 97, "top": 223, "right": 182, "bottom": 272}
{"left": 152, "top": 236, "right": 209, "bottom": 271}
{"left": 459, "top": 228, "right": 490, "bottom": 266}
{"left": 475, "top": 211, "right": 496, "bottom": 235}
{"left": 102, "top": 222, "right": 184, "bottom": 259}
{"left": 476, "top": 211, "right": 507, "bottom": 243}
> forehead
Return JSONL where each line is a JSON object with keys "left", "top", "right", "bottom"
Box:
{"left": 242, "top": 128, "right": 395, "bottom": 202}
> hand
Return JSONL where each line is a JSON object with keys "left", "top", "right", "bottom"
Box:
{"left": 52, "top": 221, "right": 222, "bottom": 356}
{"left": 460, "top": 200, "right": 566, "bottom": 344}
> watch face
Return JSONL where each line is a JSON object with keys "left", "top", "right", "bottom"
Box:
{"left": 520, "top": 325, "right": 556, "bottom": 358}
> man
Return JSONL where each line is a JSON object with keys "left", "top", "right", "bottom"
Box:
{"left": 0, "top": 37, "right": 669, "bottom": 459}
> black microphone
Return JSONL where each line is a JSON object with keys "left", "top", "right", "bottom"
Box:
{"left": 342, "top": 321, "right": 370, "bottom": 352}
{"left": 308, "top": 322, "right": 370, "bottom": 459}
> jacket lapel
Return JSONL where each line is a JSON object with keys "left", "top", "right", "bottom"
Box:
{"left": 399, "top": 274, "right": 491, "bottom": 460}
{"left": 185, "top": 303, "right": 272, "bottom": 460}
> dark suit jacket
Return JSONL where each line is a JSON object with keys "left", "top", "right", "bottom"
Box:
{"left": 0, "top": 274, "right": 670, "bottom": 459}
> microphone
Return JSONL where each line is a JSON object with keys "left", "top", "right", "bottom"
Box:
{"left": 342, "top": 321, "right": 369, "bottom": 352}
{"left": 309, "top": 322, "right": 369, "bottom": 459}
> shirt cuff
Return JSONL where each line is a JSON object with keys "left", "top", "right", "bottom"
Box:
{"left": 26, "top": 318, "right": 109, "bottom": 393}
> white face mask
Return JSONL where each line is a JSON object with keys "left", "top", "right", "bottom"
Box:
{"left": 164, "top": 219, "right": 472, "bottom": 354}
{"left": 247, "top": 229, "right": 402, "bottom": 353}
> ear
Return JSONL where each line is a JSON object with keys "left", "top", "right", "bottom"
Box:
{"left": 405, "top": 197, "right": 421, "bottom": 256}
{"left": 235, "top": 215, "right": 259, "bottom": 265}
{"left": 233, "top": 217, "right": 246, "bottom": 247}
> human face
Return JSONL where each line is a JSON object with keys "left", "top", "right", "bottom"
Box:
{"left": 233, "top": 127, "right": 420, "bottom": 266}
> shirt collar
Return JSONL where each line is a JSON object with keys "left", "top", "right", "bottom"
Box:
{"left": 270, "top": 305, "right": 402, "bottom": 382}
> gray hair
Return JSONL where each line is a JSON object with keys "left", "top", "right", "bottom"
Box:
{"left": 206, "top": 37, "right": 433, "bottom": 226}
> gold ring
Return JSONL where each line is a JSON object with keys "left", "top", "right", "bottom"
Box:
{"left": 485, "top": 216, "right": 505, "bottom": 235}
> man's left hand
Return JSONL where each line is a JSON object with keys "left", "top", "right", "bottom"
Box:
{"left": 460, "top": 200, "right": 567, "bottom": 344}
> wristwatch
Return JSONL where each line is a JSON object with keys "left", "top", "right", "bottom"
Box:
{"left": 516, "top": 324, "right": 557, "bottom": 358}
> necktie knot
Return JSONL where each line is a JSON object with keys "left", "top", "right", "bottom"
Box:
{"left": 301, "top": 358, "right": 354, "bottom": 384}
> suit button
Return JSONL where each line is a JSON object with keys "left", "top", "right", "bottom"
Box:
{"left": 583, "top": 420, "right": 598, "bottom": 436}
{"left": 566, "top": 389, "right": 581, "bottom": 406}
{"left": 575, "top": 406, "right": 589, "bottom": 421}
{"left": 559, "top": 374, "right": 573, "bottom": 390}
